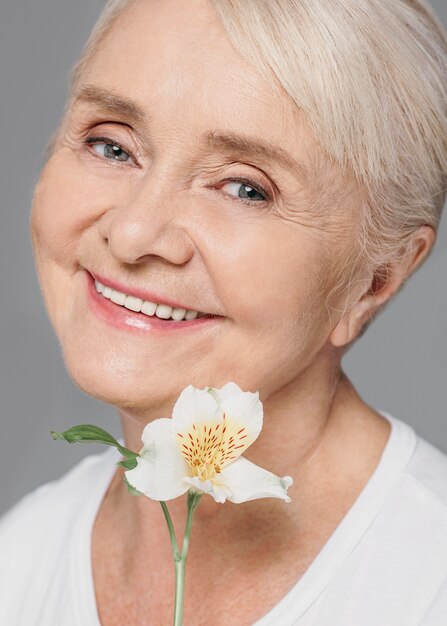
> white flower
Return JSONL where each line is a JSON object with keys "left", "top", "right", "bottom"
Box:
{"left": 124, "top": 382, "right": 293, "bottom": 504}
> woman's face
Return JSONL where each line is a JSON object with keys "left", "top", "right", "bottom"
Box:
{"left": 30, "top": 0, "right": 362, "bottom": 416}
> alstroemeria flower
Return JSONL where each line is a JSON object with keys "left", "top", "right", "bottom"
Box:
{"left": 124, "top": 382, "right": 293, "bottom": 504}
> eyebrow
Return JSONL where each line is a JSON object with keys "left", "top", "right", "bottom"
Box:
{"left": 72, "top": 85, "right": 149, "bottom": 126}
{"left": 72, "top": 84, "right": 307, "bottom": 179}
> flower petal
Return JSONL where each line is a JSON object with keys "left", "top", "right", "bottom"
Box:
{"left": 207, "top": 388, "right": 263, "bottom": 469}
{"left": 172, "top": 384, "right": 222, "bottom": 434}
{"left": 183, "top": 476, "right": 232, "bottom": 503}
{"left": 124, "top": 418, "right": 191, "bottom": 501}
{"left": 214, "top": 381, "right": 244, "bottom": 403}
{"left": 218, "top": 455, "right": 293, "bottom": 503}
{"left": 218, "top": 388, "right": 263, "bottom": 442}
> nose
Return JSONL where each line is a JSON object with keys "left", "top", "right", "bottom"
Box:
{"left": 97, "top": 175, "right": 195, "bottom": 266}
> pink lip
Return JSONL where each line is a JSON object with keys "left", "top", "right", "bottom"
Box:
{"left": 84, "top": 270, "right": 224, "bottom": 334}
{"left": 88, "top": 269, "right": 206, "bottom": 313}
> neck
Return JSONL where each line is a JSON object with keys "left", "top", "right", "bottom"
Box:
{"left": 108, "top": 357, "right": 390, "bottom": 553}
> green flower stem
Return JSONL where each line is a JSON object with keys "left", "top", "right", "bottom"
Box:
{"left": 173, "top": 555, "right": 186, "bottom": 626}
{"left": 160, "top": 501, "right": 180, "bottom": 557}
{"left": 160, "top": 491, "right": 203, "bottom": 626}
{"left": 182, "top": 491, "right": 202, "bottom": 559}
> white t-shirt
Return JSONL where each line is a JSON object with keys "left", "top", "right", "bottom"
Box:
{"left": 1, "top": 411, "right": 447, "bottom": 626}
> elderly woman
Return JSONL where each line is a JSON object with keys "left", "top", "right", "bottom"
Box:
{"left": 1, "top": 0, "right": 447, "bottom": 624}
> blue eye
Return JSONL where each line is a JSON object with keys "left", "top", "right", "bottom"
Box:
{"left": 84, "top": 136, "right": 134, "bottom": 163}
{"left": 83, "top": 137, "right": 270, "bottom": 204}
{"left": 220, "top": 177, "right": 269, "bottom": 204}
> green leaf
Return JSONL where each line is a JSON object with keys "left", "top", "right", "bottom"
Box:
{"left": 116, "top": 457, "right": 139, "bottom": 470}
{"left": 50, "top": 424, "right": 138, "bottom": 460}
{"left": 123, "top": 474, "right": 144, "bottom": 496}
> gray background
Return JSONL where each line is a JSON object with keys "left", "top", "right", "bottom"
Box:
{"left": 1, "top": 1, "right": 446, "bottom": 516}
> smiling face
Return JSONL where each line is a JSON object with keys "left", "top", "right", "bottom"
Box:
{"left": 30, "top": 0, "right": 364, "bottom": 417}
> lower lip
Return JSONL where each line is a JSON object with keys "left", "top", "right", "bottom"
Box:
{"left": 85, "top": 270, "right": 224, "bottom": 334}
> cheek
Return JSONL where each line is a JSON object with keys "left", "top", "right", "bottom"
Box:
{"left": 205, "top": 216, "right": 331, "bottom": 331}
{"left": 30, "top": 150, "right": 121, "bottom": 267}
{"left": 29, "top": 150, "right": 127, "bottom": 333}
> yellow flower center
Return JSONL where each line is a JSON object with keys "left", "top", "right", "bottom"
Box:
{"left": 176, "top": 413, "right": 251, "bottom": 482}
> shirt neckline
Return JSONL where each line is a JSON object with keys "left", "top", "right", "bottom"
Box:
{"left": 255, "top": 410, "right": 418, "bottom": 624}
{"left": 71, "top": 410, "right": 418, "bottom": 626}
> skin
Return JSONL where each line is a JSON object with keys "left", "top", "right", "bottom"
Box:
{"left": 29, "top": 0, "right": 435, "bottom": 624}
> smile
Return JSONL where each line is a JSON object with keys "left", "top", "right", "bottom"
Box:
{"left": 84, "top": 270, "right": 223, "bottom": 334}
{"left": 94, "top": 279, "right": 207, "bottom": 322}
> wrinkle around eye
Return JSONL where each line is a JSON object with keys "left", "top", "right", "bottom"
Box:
{"left": 273, "top": 188, "right": 357, "bottom": 247}
{"left": 64, "top": 112, "right": 147, "bottom": 161}
{"left": 270, "top": 185, "right": 323, "bottom": 221}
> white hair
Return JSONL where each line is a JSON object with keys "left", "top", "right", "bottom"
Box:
{"left": 54, "top": 0, "right": 447, "bottom": 275}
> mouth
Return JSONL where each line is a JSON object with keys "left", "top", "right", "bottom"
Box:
{"left": 94, "top": 277, "right": 209, "bottom": 321}
{"left": 85, "top": 270, "right": 225, "bottom": 333}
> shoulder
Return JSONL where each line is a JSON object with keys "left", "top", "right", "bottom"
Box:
{"left": 379, "top": 411, "right": 447, "bottom": 512}
{"left": 366, "top": 415, "right": 447, "bottom": 583}
{"left": 0, "top": 446, "right": 117, "bottom": 622}
{"left": 0, "top": 445, "right": 116, "bottom": 568}
{"left": 404, "top": 434, "right": 447, "bottom": 624}
{"left": 404, "top": 427, "right": 447, "bottom": 509}
{"left": 383, "top": 420, "right": 447, "bottom": 585}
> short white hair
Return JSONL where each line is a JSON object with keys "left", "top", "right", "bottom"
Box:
{"left": 57, "top": 0, "right": 447, "bottom": 274}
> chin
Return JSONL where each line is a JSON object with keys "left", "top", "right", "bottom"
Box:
{"left": 61, "top": 345, "right": 154, "bottom": 405}
{"left": 59, "top": 342, "right": 208, "bottom": 417}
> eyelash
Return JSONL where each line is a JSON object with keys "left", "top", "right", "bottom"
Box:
{"left": 83, "top": 135, "right": 271, "bottom": 205}
{"left": 83, "top": 135, "right": 136, "bottom": 164}
{"left": 212, "top": 176, "right": 270, "bottom": 206}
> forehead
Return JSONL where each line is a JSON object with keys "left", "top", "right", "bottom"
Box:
{"left": 77, "top": 0, "right": 315, "bottom": 169}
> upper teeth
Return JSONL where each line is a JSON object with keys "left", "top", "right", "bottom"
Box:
{"left": 95, "top": 280, "right": 205, "bottom": 321}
